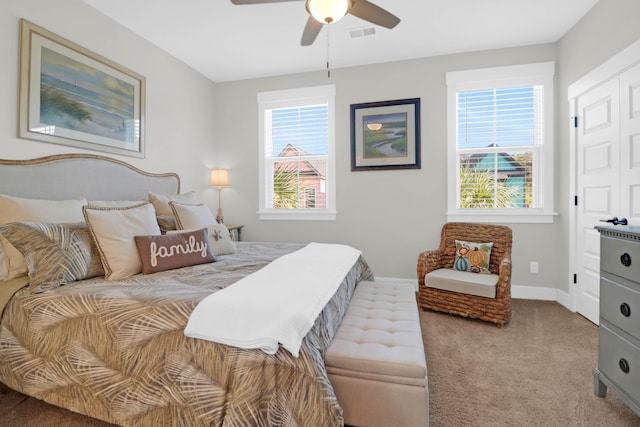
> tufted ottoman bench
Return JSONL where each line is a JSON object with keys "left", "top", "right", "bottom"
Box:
{"left": 325, "top": 280, "right": 429, "bottom": 427}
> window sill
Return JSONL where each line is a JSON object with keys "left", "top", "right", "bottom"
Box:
{"left": 446, "top": 211, "right": 558, "bottom": 224}
{"left": 258, "top": 209, "right": 337, "bottom": 221}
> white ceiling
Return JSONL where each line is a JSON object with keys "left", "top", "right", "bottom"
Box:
{"left": 83, "top": 0, "right": 599, "bottom": 83}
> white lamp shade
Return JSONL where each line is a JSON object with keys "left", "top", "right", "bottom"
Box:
{"left": 210, "top": 169, "right": 229, "bottom": 187}
{"left": 306, "top": 0, "right": 350, "bottom": 24}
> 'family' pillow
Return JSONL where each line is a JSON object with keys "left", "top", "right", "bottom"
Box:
{"left": 134, "top": 228, "right": 215, "bottom": 274}
{"left": 453, "top": 240, "right": 493, "bottom": 274}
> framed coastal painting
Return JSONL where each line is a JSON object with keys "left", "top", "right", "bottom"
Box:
{"left": 350, "top": 98, "right": 421, "bottom": 171}
{"left": 18, "top": 19, "right": 145, "bottom": 158}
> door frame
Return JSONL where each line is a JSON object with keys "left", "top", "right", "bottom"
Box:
{"left": 568, "top": 39, "right": 640, "bottom": 318}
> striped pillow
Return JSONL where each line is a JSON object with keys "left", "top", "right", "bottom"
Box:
{"left": 0, "top": 222, "right": 104, "bottom": 293}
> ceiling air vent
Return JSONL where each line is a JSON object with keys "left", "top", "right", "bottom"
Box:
{"left": 349, "top": 26, "right": 376, "bottom": 38}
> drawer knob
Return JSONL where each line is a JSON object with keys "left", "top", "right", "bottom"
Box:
{"left": 620, "top": 253, "right": 632, "bottom": 267}
{"left": 620, "top": 303, "right": 631, "bottom": 317}
{"left": 619, "top": 358, "right": 630, "bottom": 374}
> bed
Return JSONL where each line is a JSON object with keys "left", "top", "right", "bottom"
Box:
{"left": 0, "top": 154, "right": 373, "bottom": 426}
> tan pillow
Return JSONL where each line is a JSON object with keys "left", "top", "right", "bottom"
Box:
{"left": 134, "top": 228, "right": 215, "bottom": 274}
{"left": 169, "top": 202, "right": 217, "bottom": 229}
{"left": 156, "top": 215, "right": 177, "bottom": 234}
{"left": 149, "top": 191, "right": 198, "bottom": 216}
{"left": 83, "top": 202, "right": 161, "bottom": 281}
{"left": 0, "top": 194, "right": 87, "bottom": 280}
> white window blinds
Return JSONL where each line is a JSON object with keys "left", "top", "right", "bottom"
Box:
{"left": 258, "top": 85, "right": 336, "bottom": 220}
{"left": 456, "top": 85, "right": 542, "bottom": 209}
{"left": 446, "top": 62, "right": 555, "bottom": 223}
{"left": 265, "top": 104, "right": 328, "bottom": 209}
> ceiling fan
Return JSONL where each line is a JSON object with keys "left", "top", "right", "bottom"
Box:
{"left": 230, "top": 0, "right": 401, "bottom": 46}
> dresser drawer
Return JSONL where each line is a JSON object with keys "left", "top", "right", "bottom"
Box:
{"left": 600, "top": 236, "right": 640, "bottom": 282}
{"left": 598, "top": 324, "right": 640, "bottom": 403}
{"left": 601, "top": 277, "right": 640, "bottom": 340}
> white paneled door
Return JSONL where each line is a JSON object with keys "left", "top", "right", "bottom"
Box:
{"left": 575, "top": 63, "right": 640, "bottom": 324}
{"left": 620, "top": 65, "right": 640, "bottom": 224}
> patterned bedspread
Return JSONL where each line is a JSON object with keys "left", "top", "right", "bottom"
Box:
{"left": 0, "top": 242, "right": 373, "bottom": 426}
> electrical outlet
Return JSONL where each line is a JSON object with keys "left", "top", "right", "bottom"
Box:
{"left": 530, "top": 261, "right": 539, "bottom": 274}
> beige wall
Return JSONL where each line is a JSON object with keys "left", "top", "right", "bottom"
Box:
{"left": 215, "top": 0, "right": 640, "bottom": 297}
{"left": 0, "top": 0, "right": 218, "bottom": 202}
{"left": 215, "top": 46, "right": 558, "bottom": 287}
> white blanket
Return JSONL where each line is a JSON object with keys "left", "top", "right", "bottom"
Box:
{"left": 184, "top": 242, "right": 362, "bottom": 357}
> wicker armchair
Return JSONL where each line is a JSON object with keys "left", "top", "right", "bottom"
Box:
{"left": 417, "top": 222, "right": 513, "bottom": 327}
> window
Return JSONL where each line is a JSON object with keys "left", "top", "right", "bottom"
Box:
{"left": 446, "top": 62, "right": 555, "bottom": 223}
{"left": 258, "top": 85, "right": 336, "bottom": 220}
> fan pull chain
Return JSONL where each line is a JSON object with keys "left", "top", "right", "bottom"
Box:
{"left": 326, "top": 25, "right": 331, "bottom": 78}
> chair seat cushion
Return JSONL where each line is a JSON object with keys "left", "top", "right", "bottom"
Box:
{"left": 424, "top": 268, "right": 498, "bottom": 298}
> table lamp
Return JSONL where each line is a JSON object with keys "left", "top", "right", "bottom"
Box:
{"left": 210, "top": 169, "right": 229, "bottom": 223}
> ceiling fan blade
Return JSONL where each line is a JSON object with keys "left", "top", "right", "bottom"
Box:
{"left": 301, "top": 16, "right": 323, "bottom": 46}
{"left": 230, "top": 0, "right": 301, "bottom": 4}
{"left": 349, "top": 0, "right": 400, "bottom": 29}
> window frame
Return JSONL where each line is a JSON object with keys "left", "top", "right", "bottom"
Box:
{"left": 446, "top": 62, "right": 556, "bottom": 223}
{"left": 257, "top": 85, "right": 336, "bottom": 221}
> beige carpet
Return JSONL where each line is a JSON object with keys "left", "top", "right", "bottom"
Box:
{"left": 423, "top": 299, "right": 639, "bottom": 426}
{"left": 0, "top": 299, "right": 638, "bottom": 426}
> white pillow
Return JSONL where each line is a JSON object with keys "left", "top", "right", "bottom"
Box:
{"left": 169, "top": 202, "right": 217, "bottom": 229}
{"left": 83, "top": 202, "right": 161, "bottom": 281}
{"left": 168, "top": 202, "right": 236, "bottom": 255}
{"left": 169, "top": 224, "right": 237, "bottom": 256}
{"left": 88, "top": 200, "right": 146, "bottom": 208}
{"left": 149, "top": 191, "right": 198, "bottom": 216}
{"left": 0, "top": 194, "right": 87, "bottom": 280}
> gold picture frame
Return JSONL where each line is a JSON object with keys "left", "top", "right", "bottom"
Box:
{"left": 18, "top": 19, "right": 145, "bottom": 158}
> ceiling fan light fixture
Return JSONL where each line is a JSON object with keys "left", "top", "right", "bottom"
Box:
{"left": 306, "top": 0, "right": 351, "bottom": 24}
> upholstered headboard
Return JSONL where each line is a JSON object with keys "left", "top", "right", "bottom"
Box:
{"left": 0, "top": 154, "right": 180, "bottom": 201}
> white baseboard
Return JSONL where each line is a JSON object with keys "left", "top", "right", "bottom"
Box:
{"left": 511, "top": 285, "right": 573, "bottom": 312}
{"left": 375, "top": 277, "right": 419, "bottom": 291}
{"left": 375, "top": 277, "right": 574, "bottom": 312}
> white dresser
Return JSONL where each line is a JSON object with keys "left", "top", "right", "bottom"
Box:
{"left": 594, "top": 225, "right": 640, "bottom": 416}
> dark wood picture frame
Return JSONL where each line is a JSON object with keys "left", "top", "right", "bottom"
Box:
{"left": 350, "top": 98, "right": 421, "bottom": 171}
